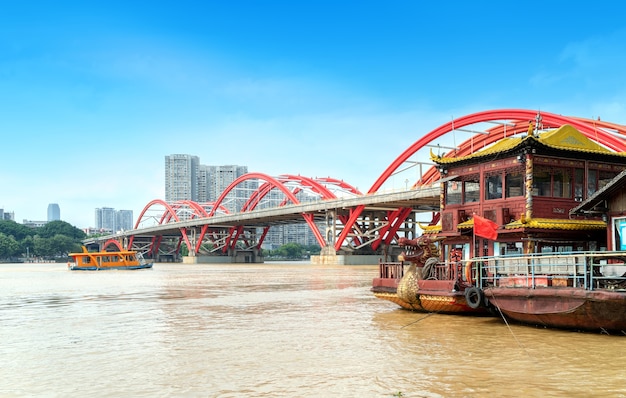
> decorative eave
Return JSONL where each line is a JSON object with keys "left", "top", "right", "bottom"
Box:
{"left": 418, "top": 223, "right": 441, "bottom": 234}
{"left": 504, "top": 218, "right": 606, "bottom": 231}
{"left": 456, "top": 217, "right": 606, "bottom": 231}
{"left": 457, "top": 219, "right": 475, "bottom": 229}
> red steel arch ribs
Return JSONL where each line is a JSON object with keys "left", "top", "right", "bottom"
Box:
{"left": 131, "top": 173, "right": 361, "bottom": 257}
{"left": 102, "top": 239, "right": 124, "bottom": 252}
{"left": 131, "top": 199, "right": 230, "bottom": 258}
{"left": 205, "top": 173, "right": 361, "bottom": 254}
{"left": 207, "top": 173, "right": 317, "bottom": 254}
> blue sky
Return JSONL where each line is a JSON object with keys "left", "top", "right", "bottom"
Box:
{"left": 2, "top": 1, "right": 626, "bottom": 228}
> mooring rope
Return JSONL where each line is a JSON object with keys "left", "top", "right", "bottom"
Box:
{"left": 485, "top": 287, "right": 531, "bottom": 357}
{"left": 401, "top": 312, "right": 435, "bottom": 329}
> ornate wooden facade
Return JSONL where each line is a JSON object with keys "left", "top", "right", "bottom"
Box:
{"left": 430, "top": 124, "right": 626, "bottom": 260}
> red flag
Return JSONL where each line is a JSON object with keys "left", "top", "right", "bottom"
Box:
{"left": 473, "top": 215, "right": 499, "bottom": 240}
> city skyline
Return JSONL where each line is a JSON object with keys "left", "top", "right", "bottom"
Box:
{"left": 164, "top": 155, "right": 250, "bottom": 213}
{"left": 162, "top": 155, "right": 320, "bottom": 247}
{"left": 3, "top": 2, "right": 626, "bottom": 228}
{"left": 4, "top": 158, "right": 254, "bottom": 228}
{"left": 94, "top": 207, "right": 134, "bottom": 233}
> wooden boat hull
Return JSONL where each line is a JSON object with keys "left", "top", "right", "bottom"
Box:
{"left": 484, "top": 287, "right": 626, "bottom": 332}
{"left": 372, "top": 280, "right": 487, "bottom": 314}
{"left": 373, "top": 290, "right": 485, "bottom": 313}
{"left": 373, "top": 259, "right": 488, "bottom": 314}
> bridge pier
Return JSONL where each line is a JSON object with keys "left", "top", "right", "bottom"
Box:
{"left": 310, "top": 253, "right": 382, "bottom": 265}
{"left": 182, "top": 248, "right": 264, "bottom": 264}
{"left": 308, "top": 229, "right": 383, "bottom": 264}
{"left": 311, "top": 246, "right": 381, "bottom": 265}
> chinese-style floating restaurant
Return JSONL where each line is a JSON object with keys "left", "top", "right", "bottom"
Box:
{"left": 434, "top": 120, "right": 622, "bottom": 257}
{"left": 373, "top": 110, "right": 626, "bottom": 333}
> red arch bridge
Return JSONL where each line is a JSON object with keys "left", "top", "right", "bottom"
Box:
{"left": 86, "top": 109, "right": 626, "bottom": 264}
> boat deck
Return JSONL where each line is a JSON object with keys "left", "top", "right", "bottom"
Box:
{"left": 469, "top": 251, "right": 626, "bottom": 291}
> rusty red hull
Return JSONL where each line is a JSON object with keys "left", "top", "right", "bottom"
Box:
{"left": 484, "top": 287, "right": 626, "bottom": 332}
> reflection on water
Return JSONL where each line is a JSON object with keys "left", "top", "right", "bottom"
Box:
{"left": 1, "top": 262, "right": 626, "bottom": 397}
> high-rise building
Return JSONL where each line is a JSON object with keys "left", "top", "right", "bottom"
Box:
{"left": 95, "top": 207, "right": 116, "bottom": 232}
{"left": 197, "top": 165, "right": 210, "bottom": 203}
{"left": 47, "top": 203, "right": 60, "bottom": 221}
{"left": 116, "top": 210, "right": 134, "bottom": 231}
{"left": 0, "top": 209, "right": 15, "bottom": 221}
{"left": 164, "top": 155, "right": 249, "bottom": 213}
{"left": 95, "top": 207, "right": 133, "bottom": 232}
{"left": 164, "top": 154, "right": 199, "bottom": 202}
{"left": 206, "top": 165, "right": 250, "bottom": 212}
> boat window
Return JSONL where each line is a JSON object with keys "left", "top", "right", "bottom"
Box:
{"left": 505, "top": 171, "right": 524, "bottom": 197}
{"left": 473, "top": 239, "right": 492, "bottom": 257}
{"left": 445, "top": 180, "right": 462, "bottom": 205}
{"left": 574, "top": 168, "right": 584, "bottom": 201}
{"left": 586, "top": 168, "right": 619, "bottom": 196}
{"left": 534, "top": 166, "right": 603, "bottom": 198}
{"left": 553, "top": 168, "right": 571, "bottom": 198}
{"left": 532, "top": 167, "right": 551, "bottom": 197}
{"left": 500, "top": 241, "right": 523, "bottom": 255}
{"left": 587, "top": 169, "right": 597, "bottom": 197}
{"left": 599, "top": 170, "right": 618, "bottom": 190}
{"left": 485, "top": 174, "right": 502, "bottom": 200}
{"left": 464, "top": 177, "right": 480, "bottom": 203}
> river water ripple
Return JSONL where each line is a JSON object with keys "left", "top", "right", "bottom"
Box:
{"left": 1, "top": 262, "right": 625, "bottom": 397}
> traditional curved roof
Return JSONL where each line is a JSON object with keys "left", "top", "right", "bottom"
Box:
{"left": 504, "top": 218, "right": 606, "bottom": 231}
{"left": 432, "top": 124, "right": 626, "bottom": 165}
{"left": 456, "top": 217, "right": 605, "bottom": 231}
{"left": 418, "top": 223, "right": 442, "bottom": 234}
{"left": 457, "top": 219, "right": 475, "bottom": 230}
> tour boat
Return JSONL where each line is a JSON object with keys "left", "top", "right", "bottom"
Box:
{"left": 372, "top": 236, "right": 488, "bottom": 314}
{"left": 68, "top": 246, "right": 153, "bottom": 271}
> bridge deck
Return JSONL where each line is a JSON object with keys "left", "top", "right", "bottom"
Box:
{"left": 86, "top": 186, "right": 441, "bottom": 243}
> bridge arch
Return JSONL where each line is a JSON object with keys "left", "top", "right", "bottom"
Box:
{"left": 132, "top": 199, "right": 194, "bottom": 258}
{"left": 135, "top": 199, "right": 182, "bottom": 229}
{"left": 102, "top": 239, "right": 124, "bottom": 251}
{"left": 204, "top": 172, "right": 333, "bottom": 252}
